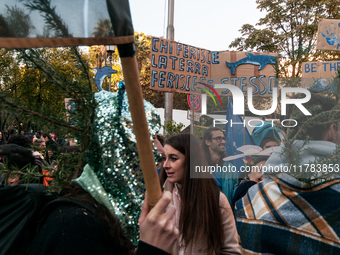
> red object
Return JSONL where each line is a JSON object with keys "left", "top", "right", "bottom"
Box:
{"left": 198, "top": 82, "right": 223, "bottom": 106}
{"left": 42, "top": 169, "right": 53, "bottom": 186}
{"left": 187, "top": 95, "right": 201, "bottom": 111}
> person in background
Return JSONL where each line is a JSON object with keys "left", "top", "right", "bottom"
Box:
{"left": 6, "top": 135, "right": 47, "bottom": 184}
{"left": 202, "top": 127, "right": 238, "bottom": 202}
{"left": 230, "top": 155, "right": 269, "bottom": 212}
{"left": 42, "top": 133, "right": 58, "bottom": 163}
{"left": 153, "top": 134, "right": 165, "bottom": 154}
{"left": 153, "top": 133, "right": 165, "bottom": 174}
{"left": 35, "top": 132, "right": 41, "bottom": 139}
{"left": 0, "top": 144, "right": 36, "bottom": 185}
{"left": 160, "top": 133, "right": 241, "bottom": 255}
{"left": 33, "top": 138, "right": 46, "bottom": 156}
{"left": 0, "top": 131, "right": 6, "bottom": 145}
{"left": 222, "top": 144, "right": 277, "bottom": 212}
{"left": 27, "top": 129, "right": 34, "bottom": 136}
{"left": 33, "top": 138, "right": 53, "bottom": 186}
{"left": 50, "top": 133, "right": 57, "bottom": 142}
{"left": 5, "top": 125, "right": 15, "bottom": 141}
{"left": 42, "top": 133, "right": 58, "bottom": 152}
{"left": 7, "top": 134, "right": 32, "bottom": 149}
{"left": 236, "top": 93, "right": 340, "bottom": 254}
{"left": 252, "top": 121, "right": 281, "bottom": 149}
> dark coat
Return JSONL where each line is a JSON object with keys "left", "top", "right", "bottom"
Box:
{"left": 29, "top": 199, "right": 170, "bottom": 255}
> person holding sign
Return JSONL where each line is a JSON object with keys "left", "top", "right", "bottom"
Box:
{"left": 159, "top": 134, "right": 241, "bottom": 255}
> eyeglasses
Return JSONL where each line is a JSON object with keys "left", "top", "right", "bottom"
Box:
{"left": 211, "top": 136, "right": 226, "bottom": 143}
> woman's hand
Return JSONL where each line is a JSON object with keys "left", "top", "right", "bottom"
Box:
{"left": 139, "top": 191, "right": 178, "bottom": 253}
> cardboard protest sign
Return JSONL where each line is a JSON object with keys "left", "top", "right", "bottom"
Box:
{"left": 211, "top": 51, "right": 277, "bottom": 96}
{"left": 317, "top": 19, "right": 340, "bottom": 51}
{"left": 150, "top": 37, "right": 277, "bottom": 97}
{"left": 301, "top": 61, "right": 340, "bottom": 90}
{"left": 150, "top": 37, "right": 212, "bottom": 93}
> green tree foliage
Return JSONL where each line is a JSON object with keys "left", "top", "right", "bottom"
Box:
{"left": 92, "top": 18, "right": 114, "bottom": 37}
{"left": 0, "top": 46, "right": 97, "bottom": 133}
{"left": 225, "top": 0, "right": 340, "bottom": 184}
{"left": 0, "top": 49, "right": 26, "bottom": 134}
{"left": 0, "top": 1, "right": 97, "bottom": 185}
{"left": 229, "top": 0, "right": 340, "bottom": 78}
{"left": 162, "top": 120, "right": 185, "bottom": 138}
{"left": 0, "top": 0, "right": 96, "bottom": 146}
{"left": 0, "top": 46, "right": 96, "bottom": 190}
{"left": 2, "top": 47, "right": 95, "bottom": 129}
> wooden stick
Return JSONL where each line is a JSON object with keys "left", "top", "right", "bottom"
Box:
{"left": 120, "top": 56, "right": 162, "bottom": 208}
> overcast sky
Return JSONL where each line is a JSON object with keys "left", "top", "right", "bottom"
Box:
{"left": 129, "top": 0, "right": 265, "bottom": 51}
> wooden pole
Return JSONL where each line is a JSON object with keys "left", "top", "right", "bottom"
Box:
{"left": 120, "top": 56, "right": 162, "bottom": 208}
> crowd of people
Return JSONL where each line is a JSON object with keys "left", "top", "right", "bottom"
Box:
{"left": 1, "top": 92, "right": 340, "bottom": 254}
{"left": 151, "top": 93, "right": 340, "bottom": 254}
{"left": 0, "top": 131, "right": 60, "bottom": 185}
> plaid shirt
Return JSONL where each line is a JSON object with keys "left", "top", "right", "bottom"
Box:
{"left": 235, "top": 173, "right": 340, "bottom": 255}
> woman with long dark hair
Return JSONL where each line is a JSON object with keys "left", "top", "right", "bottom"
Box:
{"left": 159, "top": 134, "right": 240, "bottom": 255}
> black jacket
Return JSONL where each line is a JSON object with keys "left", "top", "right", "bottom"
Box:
{"left": 29, "top": 199, "right": 170, "bottom": 255}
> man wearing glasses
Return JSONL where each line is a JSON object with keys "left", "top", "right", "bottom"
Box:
{"left": 202, "top": 127, "right": 238, "bottom": 202}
